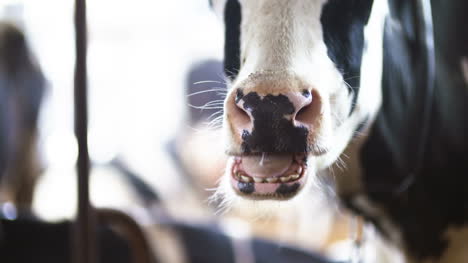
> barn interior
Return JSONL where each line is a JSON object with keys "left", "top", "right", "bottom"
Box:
{"left": 0, "top": 1, "right": 390, "bottom": 263}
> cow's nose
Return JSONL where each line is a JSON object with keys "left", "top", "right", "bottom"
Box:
{"left": 232, "top": 89, "right": 316, "bottom": 128}
{"left": 227, "top": 88, "right": 320, "bottom": 153}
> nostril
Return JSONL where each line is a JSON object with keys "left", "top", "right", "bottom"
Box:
{"left": 301, "top": 89, "right": 311, "bottom": 98}
{"left": 228, "top": 88, "right": 253, "bottom": 138}
{"left": 235, "top": 102, "right": 251, "bottom": 125}
{"left": 294, "top": 90, "right": 320, "bottom": 125}
{"left": 295, "top": 98, "right": 319, "bottom": 125}
{"left": 231, "top": 92, "right": 251, "bottom": 131}
{"left": 235, "top": 89, "right": 244, "bottom": 103}
{"left": 233, "top": 89, "right": 250, "bottom": 125}
{"left": 295, "top": 104, "right": 312, "bottom": 123}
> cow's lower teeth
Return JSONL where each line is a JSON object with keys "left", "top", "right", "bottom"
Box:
{"left": 253, "top": 177, "right": 263, "bottom": 183}
{"left": 237, "top": 174, "right": 301, "bottom": 184}
{"left": 280, "top": 176, "right": 291, "bottom": 182}
{"left": 266, "top": 178, "right": 278, "bottom": 183}
{"left": 297, "top": 166, "right": 303, "bottom": 174}
{"left": 240, "top": 175, "right": 252, "bottom": 182}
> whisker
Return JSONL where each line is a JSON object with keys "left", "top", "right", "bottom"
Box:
{"left": 205, "top": 120, "right": 224, "bottom": 130}
{"left": 203, "top": 100, "right": 225, "bottom": 106}
{"left": 193, "top": 80, "right": 226, "bottom": 85}
{"left": 187, "top": 88, "right": 227, "bottom": 98}
{"left": 335, "top": 156, "right": 348, "bottom": 172}
{"left": 343, "top": 75, "right": 361, "bottom": 81}
{"left": 206, "top": 115, "right": 224, "bottom": 124}
{"left": 223, "top": 68, "right": 239, "bottom": 78}
{"left": 207, "top": 110, "right": 224, "bottom": 121}
{"left": 188, "top": 104, "right": 224, "bottom": 110}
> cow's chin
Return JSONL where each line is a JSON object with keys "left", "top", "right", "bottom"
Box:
{"left": 217, "top": 133, "right": 352, "bottom": 206}
{"left": 224, "top": 153, "right": 311, "bottom": 201}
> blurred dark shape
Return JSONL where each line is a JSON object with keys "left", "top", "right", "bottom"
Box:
{"left": 0, "top": 22, "right": 45, "bottom": 209}
{"left": 185, "top": 59, "right": 226, "bottom": 125}
{"left": 0, "top": 208, "right": 338, "bottom": 263}
{"left": 109, "top": 157, "right": 161, "bottom": 206}
{"left": 171, "top": 221, "right": 337, "bottom": 263}
{"left": 0, "top": 216, "right": 132, "bottom": 263}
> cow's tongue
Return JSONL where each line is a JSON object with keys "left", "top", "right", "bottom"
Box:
{"left": 241, "top": 154, "right": 293, "bottom": 178}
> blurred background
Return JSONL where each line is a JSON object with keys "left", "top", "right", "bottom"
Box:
{"left": 2, "top": 0, "right": 225, "bottom": 220}
{"left": 0, "top": 0, "right": 358, "bottom": 262}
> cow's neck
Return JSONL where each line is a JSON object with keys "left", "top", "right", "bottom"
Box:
{"left": 336, "top": 0, "right": 468, "bottom": 262}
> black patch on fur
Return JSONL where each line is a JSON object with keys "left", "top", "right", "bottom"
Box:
{"left": 240, "top": 92, "right": 309, "bottom": 153}
{"left": 238, "top": 182, "right": 255, "bottom": 194}
{"left": 320, "top": 0, "right": 373, "bottom": 115}
{"left": 224, "top": 0, "right": 241, "bottom": 80}
{"left": 276, "top": 183, "right": 300, "bottom": 196}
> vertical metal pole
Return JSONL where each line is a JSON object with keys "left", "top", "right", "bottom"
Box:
{"left": 73, "top": 0, "right": 97, "bottom": 262}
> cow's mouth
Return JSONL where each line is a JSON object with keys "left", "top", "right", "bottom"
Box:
{"left": 229, "top": 153, "right": 308, "bottom": 200}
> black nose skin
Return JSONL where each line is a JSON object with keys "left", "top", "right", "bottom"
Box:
{"left": 238, "top": 92, "right": 309, "bottom": 153}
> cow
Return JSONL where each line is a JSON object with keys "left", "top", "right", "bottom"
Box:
{"left": 0, "top": 22, "right": 45, "bottom": 210}
{"left": 210, "top": 0, "right": 468, "bottom": 262}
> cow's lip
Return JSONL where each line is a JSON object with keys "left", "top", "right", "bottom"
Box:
{"left": 229, "top": 153, "right": 308, "bottom": 200}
